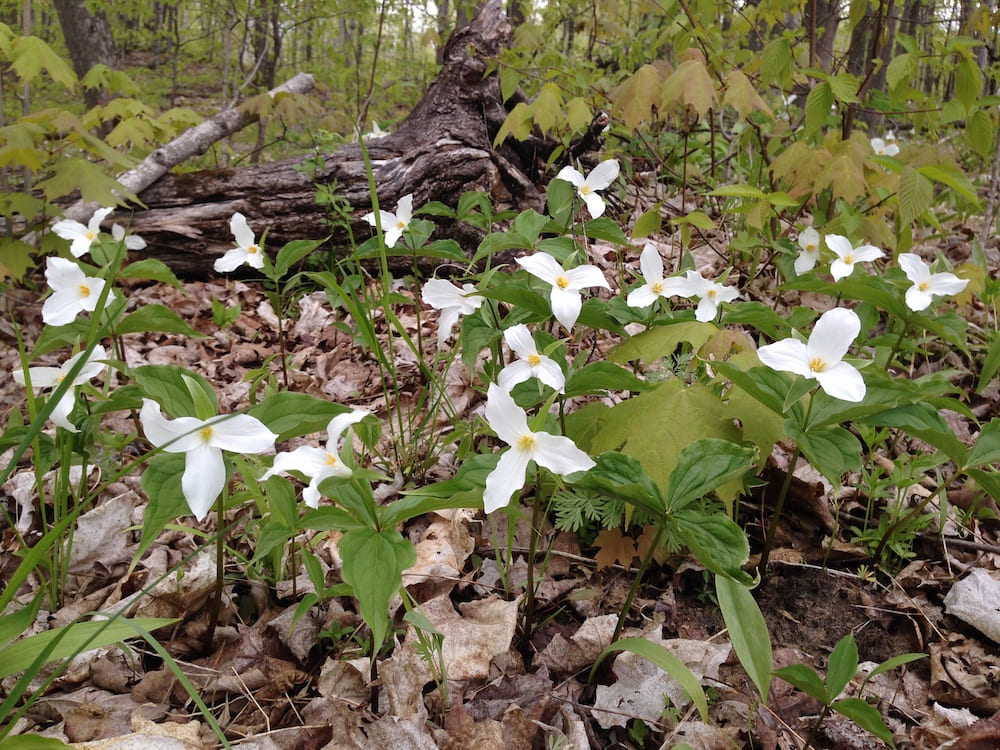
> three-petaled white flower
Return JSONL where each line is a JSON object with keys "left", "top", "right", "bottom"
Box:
{"left": 626, "top": 243, "right": 690, "bottom": 308}
{"left": 42, "top": 257, "right": 113, "bottom": 326}
{"left": 497, "top": 324, "right": 565, "bottom": 393}
{"left": 672, "top": 270, "right": 740, "bottom": 322}
{"left": 261, "top": 409, "right": 369, "bottom": 508}
{"left": 826, "top": 235, "right": 883, "bottom": 282}
{"left": 870, "top": 133, "right": 900, "bottom": 157}
{"left": 757, "top": 307, "right": 866, "bottom": 402}
{"left": 12, "top": 346, "right": 107, "bottom": 432}
{"left": 421, "top": 278, "right": 485, "bottom": 347}
{"left": 517, "top": 252, "right": 610, "bottom": 332}
{"left": 140, "top": 398, "right": 277, "bottom": 521}
{"left": 554, "top": 159, "right": 620, "bottom": 218}
{"left": 482, "top": 384, "right": 594, "bottom": 513}
{"left": 364, "top": 194, "right": 413, "bottom": 248}
{"left": 51, "top": 207, "right": 113, "bottom": 258}
{"left": 898, "top": 253, "right": 968, "bottom": 312}
{"left": 111, "top": 223, "right": 147, "bottom": 250}
{"left": 215, "top": 213, "right": 264, "bottom": 272}
{"left": 794, "top": 226, "right": 822, "bottom": 275}
{"left": 363, "top": 122, "right": 388, "bottom": 140}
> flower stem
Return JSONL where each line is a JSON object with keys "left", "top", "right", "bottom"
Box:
{"left": 203, "top": 491, "right": 227, "bottom": 654}
{"left": 613, "top": 524, "right": 665, "bottom": 643}
{"left": 758, "top": 444, "right": 800, "bottom": 575}
{"left": 520, "top": 480, "right": 546, "bottom": 665}
{"left": 882, "top": 313, "right": 913, "bottom": 371}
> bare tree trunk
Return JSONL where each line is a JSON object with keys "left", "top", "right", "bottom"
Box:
{"left": 51, "top": 0, "right": 119, "bottom": 109}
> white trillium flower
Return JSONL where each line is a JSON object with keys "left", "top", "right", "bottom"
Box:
{"left": 517, "top": 252, "right": 610, "bottom": 332}
{"left": 363, "top": 122, "right": 388, "bottom": 140}
{"left": 672, "top": 270, "right": 740, "bottom": 322}
{"left": 497, "top": 324, "right": 565, "bottom": 393}
{"left": 51, "top": 207, "right": 113, "bottom": 258}
{"left": 757, "top": 307, "right": 866, "bottom": 402}
{"left": 42, "top": 256, "right": 113, "bottom": 326}
{"left": 140, "top": 398, "right": 277, "bottom": 521}
{"left": 261, "top": 409, "right": 369, "bottom": 508}
{"left": 421, "top": 278, "right": 485, "bottom": 347}
{"left": 826, "top": 235, "right": 884, "bottom": 282}
{"left": 898, "top": 253, "right": 968, "bottom": 312}
{"left": 482, "top": 383, "right": 594, "bottom": 513}
{"left": 554, "top": 159, "right": 620, "bottom": 218}
{"left": 215, "top": 213, "right": 264, "bottom": 272}
{"left": 111, "top": 223, "right": 147, "bottom": 250}
{"left": 794, "top": 227, "right": 822, "bottom": 275}
{"left": 364, "top": 194, "right": 413, "bottom": 248}
{"left": 626, "top": 243, "right": 691, "bottom": 308}
{"left": 870, "top": 135, "right": 900, "bottom": 157}
{"left": 12, "top": 346, "right": 107, "bottom": 432}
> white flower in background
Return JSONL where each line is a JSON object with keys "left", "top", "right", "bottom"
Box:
{"left": 261, "top": 409, "right": 369, "bottom": 508}
{"left": 898, "top": 253, "right": 969, "bottom": 312}
{"left": 12, "top": 346, "right": 107, "bottom": 432}
{"left": 364, "top": 193, "right": 413, "bottom": 248}
{"left": 363, "top": 122, "right": 388, "bottom": 139}
{"left": 870, "top": 133, "right": 900, "bottom": 157}
{"left": 111, "top": 223, "right": 146, "bottom": 250}
{"left": 51, "top": 207, "right": 113, "bottom": 258}
{"left": 140, "top": 399, "right": 277, "bottom": 521}
{"left": 671, "top": 270, "right": 740, "bottom": 322}
{"left": 554, "top": 159, "right": 620, "bottom": 218}
{"left": 757, "top": 307, "right": 866, "bottom": 402}
{"left": 517, "top": 251, "right": 610, "bottom": 332}
{"left": 482, "top": 384, "right": 594, "bottom": 513}
{"left": 421, "top": 278, "right": 485, "bottom": 347}
{"left": 626, "top": 243, "right": 690, "bottom": 308}
{"left": 497, "top": 324, "right": 565, "bottom": 394}
{"left": 214, "top": 213, "right": 264, "bottom": 272}
{"left": 794, "top": 226, "right": 822, "bottom": 275}
{"left": 42, "top": 256, "right": 113, "bottom": 326}
{"left": 826, "top": 235, "right": 884, "bottom": 281}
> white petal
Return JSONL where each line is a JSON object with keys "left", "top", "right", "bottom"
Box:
{"left": 830, "top": 258, "right": 854, "bottom": 282}
{"left": 45, "top": 256, "right": 85, "bottom": 290}
{"left": 681, "top": 270, "right": 713, "bottom": 297}
{"left": 246, "top": 248, "right": 265, "bottom": 269}
{"left": 483, "top": 447, "right": 531, "bottom": 513}
{"left": 807, "top": 308, "right": 860, "bottom": 366}
{"left": 897, "top": 253, "right": 928, "bottom": 284}
{"left": 66, "top": 346, "right": 108, "bottom": 385}
{"left": 638, "top": 244, "right": 664, "bottom": 284}
{"left": 504, "top": 324, "right": 537, "bottom": 359}
{"left": 554, "top": 165, "right": 585, "bottom": 188}
{"left": 264, "top": 445, "right": 332, "bottom": 479}
{"left": 757, "top": 338, "right": 813, "bottom": 378}
{"left": 326, "top": 409, "right": 369, "bottom": 447}
{"left": 485, "top": 383, "right": 530, "bottom": 445}
{"left": 660, "top": 276, "right": 697, "bottom": 298}
{"left": 88, "top": 207, "right": 114, "bottom": 232}
{"left": 51, "top": 219, "right": 88, "bottom": 243}
{"left": 815, "top": 361, "right": 866, "bottom": 402}
{"left": 436, "top": 307, "right": 460, "bottom": 346}
{"left": 497, "top": 360, "right": 533, "bottom": 392}
{"left": 182, "top": 443, "right": 226, "bottom": 521}
{"left": 383, "top": 224, "right": 404, "bottom": 248}
{"left": 395, "top": 194, "right": 414, "bottom": 224}
{"left": 206, "top": 414, "right": 277, "bottom": 452}
{"left": 48, "top": 390, "right": 79, "bottom": 432}
{"left": 852, "top": 245, "right": 884, "bottom": 263}
{"left": 694, "top": 297, "right": 719, "bottom": 322}
{"left": 366, "top": 209, "right": 396, "bottom": 229}
{"left": 797, "top": 227, "right": 820, "bottom": 252}
{"left": 905, "top": 286, "right": 932, "bottom": 311}
{"left": 76, "top": 278, "right": 107, "bottom": 313}
{"left": 928, "top": 273, "right": 968, "bottom": 296}
{"left": 533, "top": 358, "right": 566, "bottom": 393}
{"left": 139, "top": 399, "right": 207, "bottom": 452}
{"left": 230, "top": 213, "right": 256, "bottom": 249}
{"left": 42, "top": 290, "right": 83, "bottom": 326}
{"left": 214, "top": 248, "right": 248, "bottom": 273}
{"left": 824, "top": 235, "right": 854, "bottom": 260}
{"left": 626, "top": 285, "right": 659, "bottom": 308}
{"left": 421, "top": 279, "right": 464, "bottom": 310}
{"left": 550, "top": 286, "right": 583, "bottom": 331}
{"left": 586, "top": 159, "right": 620, "bottom": 190}
{"left": 530, "top": 432, "right": 594, "bottom": 476}
{"left": 582, "top": 191, "right": 606, "bottom": 218}
{"left": 564, "top": 264, "right": 610, "bottom": 291}
{"left": 13, "top": 365, "right": 62, "bottom": 388}
{"left": 794, "top": 249, "right": 819, "bottom": 275}
{"left": 458, "top": 283, "right": 485, "bottom": 312}
{"left": 516, "top": 252, "right": 564, "bottom": 285}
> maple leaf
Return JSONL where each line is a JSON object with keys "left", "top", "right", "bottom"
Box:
{"left": 594, "top": 528, "right": 637, "bottom": 571}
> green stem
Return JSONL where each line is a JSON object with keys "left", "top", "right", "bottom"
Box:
{"left": 203, "top": 489, "right": 227, "bottom": 654}
{"left": 872, "top": 468, "right": 960, "bottom": 563}
{"left": 882, "top": 313, "right": 913, "bottom": 371}
{"left": 520, "top": 488, "right": 545, "bottom": 663}
{"left": 758, "top": 444, "right": 800, "bottom": 575}
{"left": 613, "top": 524, "right": 666, "bottom": 643}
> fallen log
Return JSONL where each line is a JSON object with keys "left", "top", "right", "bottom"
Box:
{"left": 127, "top": 0, "right": 550, "bottom": 276}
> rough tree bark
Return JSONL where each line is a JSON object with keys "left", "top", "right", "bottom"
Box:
{"left": 126, "top": 0, "right": 549, "bottom": 276}
{"left": 52, "top": 0, "right": 119, "bottom": 110}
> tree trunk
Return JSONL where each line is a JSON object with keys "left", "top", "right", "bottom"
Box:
{"left": 126, "top": 0, "right": 549, "bottom": 277}
{"left": 51, "top": 0, "right": 119, "bottom": 109}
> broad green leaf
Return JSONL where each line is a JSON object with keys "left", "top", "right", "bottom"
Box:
{"left": 118, "top": 258, "right": 182, "bottom": 287}
{"left": 339, "top": 528, "right": 416, "bottom": 652}
{"left": 911, "top": 310, "right": 969, "bottom": 352}
{"left": 832, "top": 698, "right": 895, "bottom": 745}
{"left": 825, "top": 634, "right": 859, "bottom": 700}
{"left": 918, "top": 165, "right": 980, "bottom": 206}
{"left": 897, "top": 166, "right": 933, "bottom": 229}
{"left": 709, "top": 184, "right": 767, "bottom": 200}
{"left": 828, "top": 73, "right": 860, "bottom": 104}
{"left": 532, "top": 82, "right": 563, "bottom": 134}
{"left": 0, "top": 617, "right": 176, "bottom": 678}
{"left": 977, "top": 334, "right": 1000, "bottom": 393}
{"left": 954, "top": 56, "right": 982, "bottom": 111}
{"left": 760, "top": 38, "right": 793, "bottom": 89}
{"left": 662, "top": 57, "right": 715, "bottom": 116}
{"left": 675, "top": 510, "right": 752, "bottom": 583}
{"left": 300, "top": 506, "right": 367, "bottom": 532}
{"left": 494, "top": 101, "right": 533, "bottom": 145}
{"left": 967, "top": 109, "right": 996, "bottom": 158}
{"left": 574, "top": 451, "right": 665, "bottom": 515}
{"left": 386, "top": 453, "right": 500, "bottom": 525}
{"left": 275, "top": 238, "right": 325, "bottom": 275}
{"left": 716, "top": 576, "right": 771, "bottom": 701}
{"left": 862, "top": 403, "right": 967, "bottom": 464}
{"left": 968, "top": 468, "right": 1000, "bottom": 503}
{"left": 0, "top": 598, "right": 41, "bottom": 650}
{"left": 0, "top": 239, "right": 37, "bottom": 281}
{"left": 821, "top": 153, "right": 866, "bottom": 203}
{"left": 967, "top": 419, "right": 1000, "bottom": 469}
{"left": 460, "top": 313, "right": 502, "bottom": 371}
{"left": 786, "top": 423, "right": 861, "bottom": 485}
{"left": 248, "top": 392, "right": 349, "bottom": 440}
{"left": 666, "top": 438, "right": 756, "bottom": 511}
{"left": 886, "top": 53, "right": 916, "bottom": 91}
{"left": 36, "top": 159, "right": 133, "bottom": 205}
{"left": 583, "top": 217, "right": 630, "bottom": 245}
{"left": 564, "top": 361, "right": 650, "bottom": 397}
{"left": 133, "top": 365, "right": 216, "bottom": 418}
{"left": 862, "top": 652, "right": 925, "bottom": 685}
{"left": 804, "top": 82, "right": 833, "bottom": 139}
{"left": 138, "top": 453, "right": 191, "bottom": 559}
{"left": 609, "top": 320, "right": 716, "bottom": 366}
{"left": 713, "top": 362, "right": 800, "bottom": 420}
{"left": 773, "top": 663, "right": 829, "bottom": 703}
{"left": 565, "top": 96, "right": 592, "bottom": 132}
{"left": 117, "top": 305, "right": 201, "bottom": 338}
{"left": 610, "top": 62, "right": 666, "bottom": 131}
{"left": 0, "top": 736, "right": 73, "bottom": 749}
{"left": 499, "top": 65, "right": 520, "bottom": 103}
{"left": 593, "top": 638, "right": 708, "bottom": 721}
{"left": 512, "top": 209, "right": 550, "bottom": 245}
{"left": 723, "top": 70, "right": 772, "bottom": 118}
{"left": 9, "top": 36, "right": 76, "bottom": 88}
{"left": 676, "top": 210, "right": 716, "bottom": 229}
{"left": 632, "top": 206, "right": 662, "bottom": 238}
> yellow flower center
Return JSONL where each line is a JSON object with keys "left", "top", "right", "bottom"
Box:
{"left": 707, "top": 288, "right": 718, "bottom": 299}
{"left": 528, "top": 353, "right": 541, "bottom": 366}
{"left": 397, "top": 219, "right": 406, "bottom": 229}
{"left": 200, "top": 426, "right": 214, "bottom": 442}
{"left": 248, "top": 244, "right": 259, "bottom": 255}
{"left": 806, "top": 243, "right": 816, "bottom": 251}
{"left": 79, "top": 284, "right": 91, "bottom": 298}
{"left": 326, "top": 453, "right": 339, "bottom": 466}
{"left": 85, "top": 231, "right": 97, "bottom": 241}
{"left": 556, "top": 275, "right": 570, "bottom": 290}
{"left": 580, "top": 184, "right": 592, "bottom": 196}
{"left": 652, "top": 281, "right": 663, "bottom": 293}
{"left": 844, "top": 254, "right": 854, "bottom": 264}
{"left": 518, "top": 434, "right": 535, "bottom": 451}
{"left": 918, "top": 281, "right": 929, "bottom": 291}
{"left": 809, "top": 357, "right": 827, "bottom": 373}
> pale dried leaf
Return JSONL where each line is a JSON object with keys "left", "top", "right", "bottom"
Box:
{"left": 943, "top": 568, "right": 1000, "bottom": 642}
{"left": 420, "top": 593, "right": 519, "bottom": 681}
{"left": 538, "top": 614, "right": 617, "bottom": 674}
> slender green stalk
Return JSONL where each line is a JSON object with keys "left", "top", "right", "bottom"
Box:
{"left": 520, "top": 483, "right": 546, "bottom": 663}
{"left": 758, "top": 444, "right": 800, "bottom": 574}
{"left": 613, "top": 524, "right": 666, "bottom": 643}
{"left": 203, "top": 488, "right": 228, "bottom": 653}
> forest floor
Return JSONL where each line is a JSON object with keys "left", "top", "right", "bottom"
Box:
{"left": 3, "top": 247, "right": 1000, "bottom": 750}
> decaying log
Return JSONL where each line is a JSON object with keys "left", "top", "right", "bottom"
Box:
{"left": 127, "top": 0, "right": 551, "bottom": 276}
